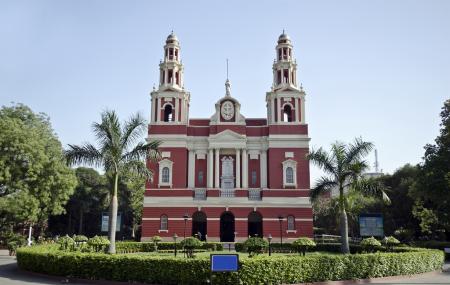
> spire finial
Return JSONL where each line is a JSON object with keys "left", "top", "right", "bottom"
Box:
{"left": 225, "top": 58, "right": 231, "bottom": 97}
{"left": 283, "top": 29, "right": 285, "bottom": 34}
{"left": 226, "top": 58, "right": 229, "bottom": 80}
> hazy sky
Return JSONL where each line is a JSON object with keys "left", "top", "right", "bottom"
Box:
{"left": 1, "top": 1, "right": 449, "bottom": 182}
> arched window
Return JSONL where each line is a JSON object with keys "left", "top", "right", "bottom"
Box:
{"left": 286, "top": 167, "right": 294, "bottom": 184}
{"left": 282, "top": 159, "right": 297, "bottom": 188}
{"left": 160, "top": 215, "right": 168, "bottom": 230}
{"left": 164, "top": 105, "right": 173, "bottom": 122}
{"left": 283, "top": 105, "right": 293, "bottom": 122}
{"left": 162, "top": 167, "right": 170, "bottom": 183}
{"left": 287, "top": 215, "right": 295, "bottom": 231}
{"left": 158, "top": 159, "right": 173, "bottom": 187}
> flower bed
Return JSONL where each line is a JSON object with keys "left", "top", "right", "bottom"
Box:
{"left": 16, "top": 245, "right": 444, "bottom": 285}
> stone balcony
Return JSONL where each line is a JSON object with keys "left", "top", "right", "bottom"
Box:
{"left": 192, "top": 188, "right": 262, "bottom": 200}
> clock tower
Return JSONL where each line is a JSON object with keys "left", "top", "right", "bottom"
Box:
{"left": 210, "top": 79, "right": 245, "bottom": 125}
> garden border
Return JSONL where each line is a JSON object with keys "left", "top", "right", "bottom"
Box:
{"left": 16, "top": 245, "right": 444, "bottom": 285}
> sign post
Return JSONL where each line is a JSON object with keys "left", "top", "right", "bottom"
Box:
{"left": 101, "top": 212, "right": 122, "bottom": 232}
{"left": 210, "top": 254, "right": 239, "bottom": 284}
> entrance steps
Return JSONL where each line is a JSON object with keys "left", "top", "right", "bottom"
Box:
{"left": 222, "top": 243, "right": 235, "bottom": 251}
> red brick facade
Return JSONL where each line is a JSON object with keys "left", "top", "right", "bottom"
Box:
{"left": 142, "top": 32, "right": 312, "bottom": 242}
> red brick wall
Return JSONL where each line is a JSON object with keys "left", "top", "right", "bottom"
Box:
{"left": 141, "top": 206, "right": 313, "bottom": 240}
{"left": 146, "top": 147, "right": 188, "bottom": 190}
{"left": 267, "top": 148, "right": 310, "bottom": 189}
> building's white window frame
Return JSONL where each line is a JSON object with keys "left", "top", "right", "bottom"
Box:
{"left": 159, "top": 214, "right": 168, "bottom": 232}
{"left": 282, "top": 159, "right": 297, "bottom": 188}
{"left": 158, "top": 159, "right": 174, "bottom": 187}
{"left": 287, "top": 215, "right": 296, "bottom": 232}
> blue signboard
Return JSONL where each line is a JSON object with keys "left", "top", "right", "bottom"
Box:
{"left": 210, "top": 254, "right": 239, "bottom": 272}
{"left": 359, "top": 213, "right": 384, "bottom": 237}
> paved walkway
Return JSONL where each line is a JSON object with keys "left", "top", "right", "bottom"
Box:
{"left": 0, "top": 250, "right": 449, "bottom": 284}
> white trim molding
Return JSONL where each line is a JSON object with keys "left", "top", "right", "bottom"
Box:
{"left": 158, "top": 159, "right": 174, "bottom": 187}
{"left": 282, "top": 159, "right": 297, "bottom": 188}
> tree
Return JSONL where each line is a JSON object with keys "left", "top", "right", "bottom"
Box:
{"left": 313, "top": 190, "right": 380, "bottom": 238}
{"left": 308, "top": 138, "right": 389, "bottom": 253}
{"left": 65, "top": 110, "right": 160, "bottom": 253}
{"left": 0, "top": 104, "right": 77, "bottom": 237}
{"left": 119, "top": 171, "right": 146, "bottom": 239}
{"left": 67, "top": 168, "right": 108, "bottom": 235}
{"left": 409, "top": 99, "right": 450, "bottom": 239}
{"left": 377, "top": 164, "right": 419, "bottom": 237}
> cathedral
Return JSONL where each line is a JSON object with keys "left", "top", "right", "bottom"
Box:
{"left": 142, "top": 32, "right": 312, "bottom": 242}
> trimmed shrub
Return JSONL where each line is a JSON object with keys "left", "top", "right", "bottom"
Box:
{"left": 151, "top": 236, "right": 162, "bottom": 252}
{"left": 17, "top": 245, "right": 444, "bottom": 285}
{"left": 242, "top": 237, "right": 268, "bottom": 257}
{"left": 360, "top": 237, "right": 382, "bottom": 253}
{"left": 6, "top": 233, "right": 27, "bottom": 256}
{"left": 57, "top": 236, "right": 75, "bottom": 251}
{"left": 115, "top": 241, "right": 223, "bottom": 254}
{"left": 382, "top": 236, "right": 400, "bottom": 251}
{"left": 394, "top": 227, "right": 414, "bottom": 242}
{"left": 292, "top": 237, "right": 316, "bottom": 256}
{"left": 411, "top": 240, "right": 450, "bottom": 260}
{"left": 180, "top": 237, "right": 203, "bottom": 258}
{"left": 87, "top": 236, "right": 110, "bottom": 253}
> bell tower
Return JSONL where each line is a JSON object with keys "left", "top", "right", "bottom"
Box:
{"left": 266, "top": 32, "right": 306, "bottom": 125}
{"left": 150, "top": 32, "right": 190, "bottom": 124}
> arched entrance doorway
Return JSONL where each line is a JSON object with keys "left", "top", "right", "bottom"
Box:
{"left": 220, "top": 212, "right": 235, "bottom": 242}
{"left": 191, "top": 211, "right": 207, "bottom": 241}
{"left": 248, "top": 211, "right": 263, "bottom": 237}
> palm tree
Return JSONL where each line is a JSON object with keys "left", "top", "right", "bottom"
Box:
{"left": 308, "top": 137, "right": 389, "bottom": 253}
{"left": 65, "top": 110, "right": 160, "bottom": 253}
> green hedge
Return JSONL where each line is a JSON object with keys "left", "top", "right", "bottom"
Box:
{"left": 411, "top": 240, "right": 450, "bottom": 260}
{"left": 17, "top": 245, "right": 444, "bottom": 285}
{"left": 115, "top": 241, "right": 224, "bottom": 253}
{"left": 236, "top": 242, "right": 365, "bottom": 253}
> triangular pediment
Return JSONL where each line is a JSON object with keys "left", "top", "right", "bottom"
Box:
{"left": 209, "top": 129, "right": 246, "bottom": 141}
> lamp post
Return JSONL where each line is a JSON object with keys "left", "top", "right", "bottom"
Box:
{"left": 183, "top": 214, "right": 189, "bottom": 258}
{"left": 173, "top": 233, "right": 178, "bottom": 257}
{"left": 278, "top": 216, "right": 284, "bottom": 249}
{"left": 183, "top": 214, "right": 189, "bottom": 240}
{"left": 267, "top": 234, "right": 272, "bottom": 256}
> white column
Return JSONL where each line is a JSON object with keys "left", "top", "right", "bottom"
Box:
{"left": 181, "top": 98, "right": 185, "bottom": 123}
{"left": 277, "top": 97, "right": 281, "bottom": 123}
{"left": 175, "top": 98, "right": 179, "bottom": 122}
{"left": 207, "top": 149, "right": 213, "bottom": 188}
{"left": 301, "top": 97, "right": 305, "bottom": 123}
{"left": 188, "top": 150, "right": 195, "bottom": 188}
{"left": 215, "top": 148, "right": 220, "bottom": 188}
{"left": 151, "top": 97, "right": 156, "bottom": 122}
{"left": 260, "top": 150, "right": 267, "bottom": 188}
{"left": 271, "top": 98, "right": 275, "bottom": 123}
{"left": 236, "top": 149, "right": 241, "bottom": 189}
{"left": 242, "top": 148, "right": 248, "bottom": 188}
{"left": 295, "top": 98, "right": 300, "bottom": 122}
{"left": 156, "top": 98, "right": 161, "bottom": 122}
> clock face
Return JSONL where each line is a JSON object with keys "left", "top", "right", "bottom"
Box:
{"left": 221, "top": 101, "right": 234, "bottom": 120}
